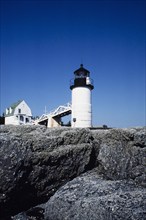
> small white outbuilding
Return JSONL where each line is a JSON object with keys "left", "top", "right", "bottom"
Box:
{"left": 5, "top": 100, "right": 32, "bottom": 125}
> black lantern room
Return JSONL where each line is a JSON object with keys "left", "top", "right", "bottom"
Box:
{"left": 70, "top": 64, "right": 94, "bottom": 90}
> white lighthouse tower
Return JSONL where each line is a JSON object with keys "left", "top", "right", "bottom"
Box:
{"left": 70, "top": 64, "right": 94, "bottom": 127}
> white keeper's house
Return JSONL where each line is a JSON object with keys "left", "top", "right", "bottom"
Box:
{"left": 5, "top": 100, "right": 32, "bottom": 125}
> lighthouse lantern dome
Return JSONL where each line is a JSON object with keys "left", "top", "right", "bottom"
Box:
{"left": 74, "top": 64, "right": 90, "bottom": 78}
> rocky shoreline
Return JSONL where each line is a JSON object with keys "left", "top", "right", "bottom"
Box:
{"left": 0, "top": 125, "right": 146, "bottom": 219}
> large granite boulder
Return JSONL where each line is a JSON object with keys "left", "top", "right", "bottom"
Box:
{"left": 44, "top": 127, "right": 146, "bottom": 220}
{"left": 0, "top": 125, "right": 145, "bottom": 219}
{"left": 0, "top": 125, "right": 93, "bottom": 218}
{"left": 45, "top": 169, "right": 146, "bottom": 220}
{"left": 91, "top": 127, "right": 146, "bottom": 186}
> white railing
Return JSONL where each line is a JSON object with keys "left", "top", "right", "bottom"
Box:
{"left": 49, "top": 102, "right": 71, "bottom": 117}
{"left": 37, "top": 103, "right": 72, "bottom": 123}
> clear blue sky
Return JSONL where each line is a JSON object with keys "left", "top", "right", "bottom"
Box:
{"left": 0, "top": 0, "right": 145, "bottom": 128}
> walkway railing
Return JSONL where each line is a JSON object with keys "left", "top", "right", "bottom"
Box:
{"left": 37, "top": 102, "right": 72, "bottom": 123}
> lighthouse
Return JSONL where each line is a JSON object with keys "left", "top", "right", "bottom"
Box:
{"left": 70, "top": 64, "right": 94, "bottom": 127}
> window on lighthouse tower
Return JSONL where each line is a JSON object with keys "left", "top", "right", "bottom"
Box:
{"left": 76, "top": 71, "right": 87, "bottom": 78}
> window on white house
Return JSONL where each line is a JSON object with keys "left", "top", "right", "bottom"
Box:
{"left": 20, "top": 115, "right": 23, "bottom": 121}
{"left": 26, "top": 118, "right": 29, "bottom": 123}
{"left": 18, "top": 109, "right": 21, "bottom": 114}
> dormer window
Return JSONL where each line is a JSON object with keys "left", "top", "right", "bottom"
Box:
{"left": 6, "top": 108, "right": 9, "bottom": 115}
{"left": 9, "top": 107, "right": 12, "bottom": 114}
{"left": 18, "top": 108, "right": 21, "bottom": 114}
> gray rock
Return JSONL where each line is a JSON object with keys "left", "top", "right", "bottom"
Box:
{"left": 45, "top": 169, "right": 146, "bottom": 220}
{"left": 12, "top": 205, "right": 45, "bottom": 220}
{"left": 91, "top": 127, "right": 146, "bottom": 186}
{"left": 0, "top": 125, "right": 146, "bottom": 219}
{"left": 0, "top": 125, "right": 93, "bottom": 218}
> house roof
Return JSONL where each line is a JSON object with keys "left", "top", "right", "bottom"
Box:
{"left": 5, "top": 100, "right": 23, "bottom": 117}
